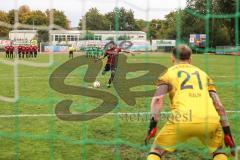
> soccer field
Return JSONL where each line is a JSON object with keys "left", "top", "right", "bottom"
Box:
{"left": 0, "top": 53, "right": 239, "bottom": 160}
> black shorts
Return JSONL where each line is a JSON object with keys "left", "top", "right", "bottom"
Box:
{"left": 69, "top": 51, "right": 73, "bottom": 54}
{"left": 104, "top": 64, "right": 116, "bottom": 72}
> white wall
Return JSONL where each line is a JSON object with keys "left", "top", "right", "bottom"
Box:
{"left": 50, "top": 32, "right": 146, "bottom": 43}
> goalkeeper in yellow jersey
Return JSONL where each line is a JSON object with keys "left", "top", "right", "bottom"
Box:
{"left": 146, "top": 45, "right": 236, "bottom": 160}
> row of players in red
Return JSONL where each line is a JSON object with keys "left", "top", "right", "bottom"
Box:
{"left": 5, "top": 45, "right": 38, "bottom": 52}
{"left": 4, "top": 45, "right": 39, "bottom": 58}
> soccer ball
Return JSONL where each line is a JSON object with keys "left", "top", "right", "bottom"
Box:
{"left": 93, "top": 81, "right": 101, "bottom": 88}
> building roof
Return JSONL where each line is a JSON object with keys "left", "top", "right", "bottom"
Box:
{"left": 10, "top": 30, "right": 146, "bottom": 35}
{"left": 9, "top": 30, "right": 38, "bottom": 33}
{"left": 49, "top": 30, "right": 146, "bottom": 35}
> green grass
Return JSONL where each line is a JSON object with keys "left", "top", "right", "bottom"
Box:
{"left": 0, "top": 52, "right": 239, "bottom": 160}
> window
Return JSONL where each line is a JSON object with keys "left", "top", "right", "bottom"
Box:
{"left": 66, "top": 35, "right": 78, "bottom": 41}
{"left": 55, "top": 35, "right": 59, "bottom": 41}
{"left": 59, "top": 35, "right": 66, "bottom": 42}
{"left": 67, "top": 35, "right": 71, "bottom": 41}
{"left": 71, "top": 35, "right": 74, "bottom": 41}
{"left": 63, "top": 35, "right": 66, "bottom": 41}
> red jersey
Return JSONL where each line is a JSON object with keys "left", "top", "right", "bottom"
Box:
{"left": 29, "top": 46, "right": 34, "bottom": 52}
{"left": 18, "top": 46, "right": 22, "bottom": 52}
{"left": 105, "top": 47, "right": 121, "bottom": 65}
{"left": 9, "top": 46, "right": 14, "bottom": 52}
{"left": 25, "top": 46, "right": 30, "bottom": 52}
{"left": 21, "top": 46, "right": 26, "bottom": 53}
{"left": 33, "top": 46, "right": 38, "bottom": 52}
{"left": 5, "top": 46, "right": 10, "bottom": 52}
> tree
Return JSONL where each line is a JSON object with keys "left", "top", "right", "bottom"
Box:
{"left": 0, "top": 11, "right": 10, "bottom": 37}
{"left": 38, "top": 30, "right": 49, "bottom": 42}
{"left": 216, "top": 0, "right": 238, "bottom": 45}
{"left": 7, "top": 5, "right": 32, "bottom": 28}
{"left": 82, "top": 31, "right": 94, "bottom": 40}
{"left": 185, "top": 0, "right": 238, "bottom": 46}
{"left": 18, "top": 5, "right": 31, "bottom": 24}
{"left": 105, "top": 7, "right": 136, "bottom": 31}
{"left": 7, "top": 5, "right": 48, "bottom": 29}
{"left": 8, "top": 9, "right": 15, "bottom": 25}
{"left": 78, "top": 8, "right": 110, "bottom": 30}
{"left": 15, "top": 6, "right": 49, "bottom": 40}
{"left": 211, "top": 20, "right": 231, "bottom": 46}
{"left": 147, "top": 19, "right": 162, "bottom": 39}
{"left": 157, "top": 12, "right": 178, "bottom": 40}
{"left": 25, "top": 10, "right": 48, "bottom": 26}
{"left": 181, "top": 11, "right": 205, "bottom": 42}
{"left": 46, "top": 9, "right": 70, "bottom": 29}
{"left": 135, "top": 19, "right": 148, "bottom": 31}
{"left": 186, "top": 0, "right": 211, "bottom": 15}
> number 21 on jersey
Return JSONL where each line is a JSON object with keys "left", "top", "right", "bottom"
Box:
{"left": 178, "top": 70, "right": 203, "bottom": 90}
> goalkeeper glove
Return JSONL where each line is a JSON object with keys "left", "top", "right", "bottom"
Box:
{"left": 145, "top": 117, "right": 157, "bottom": 145}
{"left": 223, "top": 126, "right": 236, "bottom": 156}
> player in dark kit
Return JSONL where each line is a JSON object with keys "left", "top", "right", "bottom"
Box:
{"left": 25, "top": 46, "right": 30, "bottom": 58}
{"left": 18, "top": 45, "right": 22, "bottom": 58}
{"left": 21, "top": 45, "right": 26, "bottom": 58}
{"left": 33, "top": 45, "right": 38, "bottom": 58}
{"left": 68, "top": 46, "right": 74, "bottom": 59}
{"left": 29, "top": 45, "right": 33, "bottom": 58}
{"left": 4, "top": 45, "right": 10, "bottom": 58}
{"left": 97, "top": 41, "right": 121, "bottom": 88}
{"left": 9, "top": 45, "right": 14, "bottom": 59}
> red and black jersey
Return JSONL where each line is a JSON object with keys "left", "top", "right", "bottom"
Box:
{"left": 29, "top": 46, "right": 34, "bottom": 52}
{"left": 18, "top": 46, "right": 22, "bottom": 52}
{"left": 33, "top": 46, "right": 38, "bottom": 52}
{"left": 25, "top": 46, "right": 30, "bottom": 52}
{"left": 9, "top": 46, "right": 14, "bottom": 52}
{"left": 105, "top": 47, "right": 121, "bottom": 65}
{"left": 21, "top": 46, "right": 26, "bottom": 53}
{"left": 4, "top": 46, "right": 10, "bottom": 52}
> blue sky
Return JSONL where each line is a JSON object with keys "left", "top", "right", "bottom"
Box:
{"left": 0, "top": 0, "right": 187, "bottom": 27}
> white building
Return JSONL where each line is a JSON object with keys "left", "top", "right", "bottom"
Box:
{"left": 151, "top": 40, "right": 176, "bottom": 51}
{"left": 9, "top": 30, "right": 38, "bottom": 45}
{"left": 49, "top": 30, "right": 146, "bottom": 44}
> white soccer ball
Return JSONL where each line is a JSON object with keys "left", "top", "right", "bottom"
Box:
{"left": 93, "top": 81, "right": 101, "bottom": 88}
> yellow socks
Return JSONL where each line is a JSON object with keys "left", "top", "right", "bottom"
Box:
{"left": 147, "top": 152, "right": 227, "bottom": 160}
{"left": 147, "top": 153, "right": 161, "bottom": 160}
{"left": 213, "top": 154, "right": 228, "bottom": 160}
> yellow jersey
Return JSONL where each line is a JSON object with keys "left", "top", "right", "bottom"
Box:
{"left": 69, "top": 47, "right": 75, "bottom": 52}
{"left": 156, "top": 63, "right": 220, "bottom": 124}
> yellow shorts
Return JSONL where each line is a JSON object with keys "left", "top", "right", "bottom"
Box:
{"left": 153, "top": 123, "right": 224, "bottom": 153}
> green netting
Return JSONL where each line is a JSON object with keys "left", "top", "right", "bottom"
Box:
{"left": 0, "top": 0, "right": 239, "bottom": 160}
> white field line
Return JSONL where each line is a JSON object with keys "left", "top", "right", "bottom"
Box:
{"left": 0, "top": 96, "right": 19, "bottom": 103}
{"left": 0, "top": 58, "right": 19, "bottom": 103}
{"left": 0, "top": 53, "right": 54, "bottom": 103}
{"left": 0, "top": 111, "right": 239, "bottom": 118}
